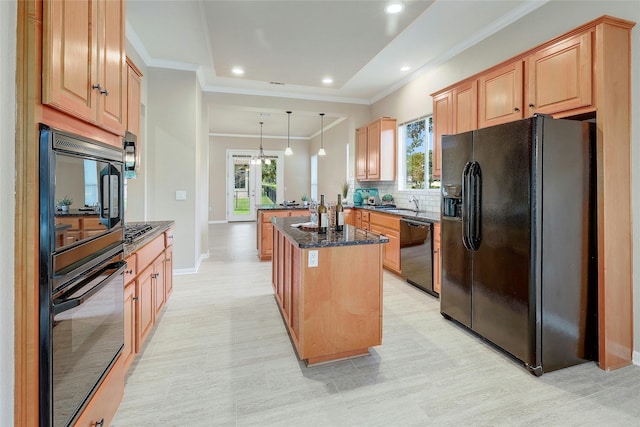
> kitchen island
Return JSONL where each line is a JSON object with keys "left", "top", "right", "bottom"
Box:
{"left": 271, "top": 216, "right": 388, "bottom": 365}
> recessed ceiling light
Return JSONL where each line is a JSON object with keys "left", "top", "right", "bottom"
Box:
{"left": 400, "top": 66, "right": 411, "bottom": 72}
{"left": 385, "top": 2, "right": 404, "bottom": 14}
{"left": 231, "top": 67, "right": 244, "bottom": 75}
{"left": 322, "top": 77, "right": 333, "bottom": 84}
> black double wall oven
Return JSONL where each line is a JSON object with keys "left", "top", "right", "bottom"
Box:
{"left": 39, "top": 124, "right": 126, "bottom": 427}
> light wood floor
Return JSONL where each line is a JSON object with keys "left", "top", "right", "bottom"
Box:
{"left": 113, "top": 222, "right": 640, "bottom": 426}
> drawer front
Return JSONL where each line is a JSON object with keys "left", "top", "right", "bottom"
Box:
{"left": 124, "top": 254, "right": 137, "bottom": 284}
{"left": 369, "top": 212, "right": 400, "bottom": 230}
{"left": 82, "top": 217, "right": 105, "bottom": 230}
{"left": 261, "top": 210, "right": 290, "bottom": 222}
{"left": 165, "top": 228, "right": 174, "bottom": 247}
{"left": 361, "top": 211, "right": 370, "bottom": 222}
{"left": 136, "top": 234, "right": 165, "bottom": 271}
{"left": 55, "top": 217, "right": 80, "bottom": 229}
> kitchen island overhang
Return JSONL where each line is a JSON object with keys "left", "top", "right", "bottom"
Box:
{"left": 271, "top": 216, "right": 388, "bottom": 366}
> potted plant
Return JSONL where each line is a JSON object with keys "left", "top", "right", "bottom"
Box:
{"left": 382, "top": 194, "right": 394, "bottom": 205}
{"left": 57, "top": 195, "right": 73, "bottom": 212}
{"left": 341, "top": 181, "right": 349, "bottom": 204}
{"left": 301, "top": 194, "right": 309, "bottom": 207}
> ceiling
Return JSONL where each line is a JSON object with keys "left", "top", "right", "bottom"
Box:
{"left": 126, "top": 0, "right": 547, "bottom": 139}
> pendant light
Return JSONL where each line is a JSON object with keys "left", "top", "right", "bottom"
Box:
{"left": 285, "top": 111, "right": 293, "bottom": 155}
{"left": 253, "top": 121, "right": 271, "bottom": 165}
{"left": 318, "top": 113, "right": 326, "bottom": 156}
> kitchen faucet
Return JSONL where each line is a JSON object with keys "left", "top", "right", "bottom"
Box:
{"left": 409, "top": 195, "right": 419, "bottom": 211}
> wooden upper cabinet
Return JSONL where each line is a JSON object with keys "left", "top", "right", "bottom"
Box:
{"left": 452, "top": 80, "right": 478, "bottom": 134}
{"left": 126, "top": 59, "right": 143, "bottom": 136}
{"left": 355, "top": 118, "right": 396, "bottom": 181}
{"left": 478, "top": 60, "right": 524, "bottom": 128}
{"left": 432, "top": 91, "right": 453, "bottom": 179}
{"left": 367, "top": 120, "right": 381, "bottom": 179}
{"left": 525, "top": 31, "right": 593, "bottom": 116}
{"left": 355, "top": 127, "right": 368, "bottom": 181}
{"left": 42, "top": 0, "right": 126, "bottom": 136}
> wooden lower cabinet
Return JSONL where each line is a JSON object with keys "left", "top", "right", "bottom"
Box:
{"left": 344, "top": 208, "right": 354, "bottom": 226}
{"left": 369, "top": 211, "right": 401, "bottom": 275}
{"left": 152, "top": 254, "right": 166, "bottom": 317}
{"left": 73, "top": 357, "right": 124, "bottom": 427}
{"left": 123, "top": 280, "right": 137, "bottom": 372}
{"left": 136, "top": 263, "right": 155, "bottom": 352}
{"left": 433, "top": 223, "right": 441, "bottom": 294}
{"left": 257, "top": 209, "right": 307, "bottom": 260}
{"left": 272, "top": 226, "right": 383, "bottom": 365}
{"left": 165, "top": 244, "right": 174, "bottom": 298}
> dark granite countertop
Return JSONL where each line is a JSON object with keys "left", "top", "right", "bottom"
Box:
{"left": 124, "top": 220, "right": 175, "bottom": 256}
{"left": 256, "top": 204, "right": 310, "bottom": 211}
{"left": 272, "top": 216, "right": 388, "bottom": 249}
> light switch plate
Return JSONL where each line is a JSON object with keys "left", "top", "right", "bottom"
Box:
{"left": 308, "top": 250, "right": 318, "bottom": 267}
{"left": 175, "top": 190, "right": 187, "bottom": 201}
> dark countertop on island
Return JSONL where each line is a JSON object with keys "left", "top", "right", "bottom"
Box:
{"left": 271, "top": 216, "right": 388, "bottom": 249}
{"left": 257, "top": 203, "right": 439, "bottom": 223}
{"left": 124, "top": 220, "right": 175, "bottom": 256}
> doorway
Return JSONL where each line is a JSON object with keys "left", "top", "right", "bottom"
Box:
{"left": 227, "top": 150, "right": 283, "bottom": 221}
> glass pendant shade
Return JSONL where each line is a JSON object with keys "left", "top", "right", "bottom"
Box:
{"left": 285, "top": 111, "right": 293, "bottom": 155}
{"left": 318, "top": 113, "right": 326, "bottom": 156}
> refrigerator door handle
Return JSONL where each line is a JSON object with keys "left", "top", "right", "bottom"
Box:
{"left": 469, "top": 161, "right": 482, "bottom": 251}
{"left": 462, "top": 162, "right": 473, "bottom": 251}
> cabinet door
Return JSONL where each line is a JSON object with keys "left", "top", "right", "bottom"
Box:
{"left": 123, "top": 282, "right": 136, "bottom": 372}
{"left": 453, "top": 80, "right": 478, "bottom": 134}
{"left": 366, "top": 121, "right": 381, "bottom": 180}
{"left": 136, "top": 265, "right": 154, "bottom": 352}
{"left": 42, "top": 0, "right": 98, "bottom": 121}
{"left": 433, "top": 224, "right": 441, "bottom": 294}
{"left": 355, "top": 127, "right": 368, "bottom": 181}
{"left": 479, "top": 60, "right": 523, "bottom": 128}
{"left": 526, "top": 32, "right": 592, "bottom": 116}
{"left": 165, "top": 245, "right": 173, "bottom": 299}
{"left": 261, "top": 222, "right": 274, "bottom": 258}
{"left": 432, "top": 91, "right": 453, "bottom": 178}
{"left": 95, "top": 0, "right": 126, "bottom": 134}
{"left": 153, "top": 255, "right": 165, "bottom": 317}
{"left": 126, "top": 61, "right": 142, "bottom": 135}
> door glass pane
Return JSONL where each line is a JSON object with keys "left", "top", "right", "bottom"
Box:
{"left": 260, "top": 157, "right": 277, "bottom": 205}
{"left": 232, "top": 155, "right": 252, "bottom": 217}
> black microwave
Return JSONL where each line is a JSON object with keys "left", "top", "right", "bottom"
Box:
{"left": 39, "top": 124, "right": 125, "bottom": 291}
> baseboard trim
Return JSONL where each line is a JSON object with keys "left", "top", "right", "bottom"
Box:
{"left": 208, "top": 220, "right": 227, "bottom": 224}
{"left": 633, "top": 350, "right": 640, "bottom": 366}
{"left": 173, "top": 252, "right": 209, "bottom": 275}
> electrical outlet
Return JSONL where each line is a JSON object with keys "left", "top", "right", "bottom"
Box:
{"left": 308, "top": 250, "right": 318, "bottom": 267}
{"left": 175, "top": 190, "right": 187, "bottom": 201}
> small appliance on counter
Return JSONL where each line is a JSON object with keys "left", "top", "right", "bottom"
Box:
{"left": 353, "top": 188, "right": 379, "bottom": 206}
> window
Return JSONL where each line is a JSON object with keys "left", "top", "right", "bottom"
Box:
{"left": 398, "top": 116, "right": 440, "bottom": 190}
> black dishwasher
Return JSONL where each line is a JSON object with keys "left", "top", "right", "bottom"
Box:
{"left": 400, "top": 218, "right": 436, "bottom": 297}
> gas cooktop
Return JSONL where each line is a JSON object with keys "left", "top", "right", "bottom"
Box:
{"left": 124, "top": 223, "right": 153, "bottom": 244}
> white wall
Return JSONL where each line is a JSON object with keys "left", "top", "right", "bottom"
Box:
{"left": 372, "top": 0, "right": 640, "bottom": 362}
{"left": 143, "top": 68, "right": 205, "bottom": 272}
{"left": 1, "top": 1, "right": 16, "bottom": 425}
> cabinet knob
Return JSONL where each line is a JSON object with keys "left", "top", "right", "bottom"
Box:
{"left": 529, "top": 103, "right": 535, "bottom": 108}
{"left": 132, "top": 296, "right": 138, "bottom": 301}
{"left": 514, "top": 107, "right": 520, "bottom": 112}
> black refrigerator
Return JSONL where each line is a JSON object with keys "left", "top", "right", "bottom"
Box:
{"left": 440, "top": 115, "right": 598, "bottom": 376}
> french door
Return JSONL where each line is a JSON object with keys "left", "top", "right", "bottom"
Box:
{"left": 227, "top": 150, "right": 284, "bottom": 222}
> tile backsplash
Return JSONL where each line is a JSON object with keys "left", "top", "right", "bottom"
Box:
{"left": 351, "top": 181, "right": 441, "bottom": 213}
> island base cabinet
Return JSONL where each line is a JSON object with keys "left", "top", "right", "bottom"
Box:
{"left": 272, "top": 227, "right": 383, "bottom": 365}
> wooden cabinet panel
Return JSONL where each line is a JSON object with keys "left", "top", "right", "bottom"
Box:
{"left": 453, "top": 80, "right": 478, "bottom": 134}
{"left": 126, "top": 59, "right": 142, "bottom": 136}
{"left": 356, "top": 118, "right": 396, "bottom": 181}
{"left": 136, "top": 264, "right": 154, "bottom": 352}
{"left": 354, "top": 210, "right": 362, "bottom": 228}
{"left": 123, "top": 282, "right": 136, "bottom": 372}
{"left": 370, "top": 211, "right": 401, "bottom": 274}
{"left": 258, "top": 210, "right": 302, "bottom": 260}
{"left": 137, "top": 234, "right": 165, "bottom": 271}
{"left": 433, "top": 223, "right": 441, "bottom": 294}
{"left": 344, "top": 208, "right": 354, "bottom": 226}
{"left": 153, "top": 255, "right": 165, "bottom": 318}
{"left": 356, "top": 127, "right": 368, "bottom": 181}
{"left": 42, "top": 0, "right": 126, "bottom": 135}
{"left": 479, "top": 60, "right": 523, "bottom": 128}
{"left": 526, "top": 32, "right": 592, "bottom": 116}
{"left": 165, "top": 245, "right": 173, "bottom": 298}
{"left": 432, "top": 91, "right": 452, "bottom": 178}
